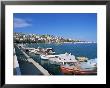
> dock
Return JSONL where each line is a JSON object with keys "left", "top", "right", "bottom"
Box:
{"left": 28, "top": 58, "right": 50, "bottom": 75}
{"left": 16, "top": 45, "right": 50, "bottom": 75}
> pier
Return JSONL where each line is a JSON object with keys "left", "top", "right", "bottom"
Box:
{"left": 16, "top": 45, "right": 50, "bottom": 75}
{"left": 28, "top": 59, "right": 50, "bottom": 75}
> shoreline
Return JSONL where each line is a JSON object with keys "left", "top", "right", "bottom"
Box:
{"left": 14, "top": 42, "right": 97, "bottom": 44}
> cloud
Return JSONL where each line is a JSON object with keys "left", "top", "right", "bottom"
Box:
{"left": 14, "top": 18, "right": 31, "bottom": 28}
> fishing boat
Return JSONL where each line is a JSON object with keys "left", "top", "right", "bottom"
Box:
{"left": 60, "top": 63, "right": 79, "bottom": 75}
{"left": 60, "top": 58, "right": 97, "bottom": 75}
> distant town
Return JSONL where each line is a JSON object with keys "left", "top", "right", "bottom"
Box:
{"left": 14, "top": 32, "right": 96, "bottom": 44}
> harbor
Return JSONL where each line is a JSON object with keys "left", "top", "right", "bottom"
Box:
{"left": 14, "top": 43, "right": 97, "bottom": 75}
{"left": 13, "top": 13, "right": 97, "bottom": 75}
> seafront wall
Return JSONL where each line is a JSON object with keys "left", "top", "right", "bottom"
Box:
{"left": 13, "top": 48, "right": 21, "bottom": 75}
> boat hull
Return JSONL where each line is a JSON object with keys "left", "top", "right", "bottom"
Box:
{"left": 60, "top": 66, "right": 97, "bottom": 75}
{"left": 60, "top": 66, "right": 74, "bottom": 75}
{"left": 74, "top": 70, "right": 97, "bottom": 75}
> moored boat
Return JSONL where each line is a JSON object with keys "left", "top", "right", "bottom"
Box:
{"left": 40, "top": 55, "right": 50, "bottom": 60}
{"left": 60, "top": 58, "right": 97, "bottom": 75}
{"left": 30, "top": 47, "right": 55, "bottom": 55}
{"left": 60, "top": 63, "right": 79, "bottom": 75}
{"left": 40, "top": 52, "right": 78, "bottom": 65}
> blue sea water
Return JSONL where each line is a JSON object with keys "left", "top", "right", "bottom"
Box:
{"left": 27, "top": 43, "right": 97, "bottom": 59}
{"left": 15, "top": 43, "right": 97, "bottom": 75}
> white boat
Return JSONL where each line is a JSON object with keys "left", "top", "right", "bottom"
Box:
{"left": 40, "top": 54, "right": 58, "bottom": 60}
{"left": 40, "top": 55, "right": 50, "bottom": 60}
{"left": 86, "top": 58, "right": 97, "bottom": 68}
{"left": 27, "top": 47, "right": 55, "bottom": 55}
{"left": 28, "top": 48, "right": 38, "bottom": 53}
{"left": 40, "top": 52, "right": 77, "bottom": 65}
{"left": 50, "top": 53, "right": 77, "bottom": 65}
{"left": 45, "top": 48, "right": 55, "bottom": 54}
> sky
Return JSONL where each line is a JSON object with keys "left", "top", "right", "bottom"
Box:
{"left": 14, "top": 13, "right": 97, "bottom": 42}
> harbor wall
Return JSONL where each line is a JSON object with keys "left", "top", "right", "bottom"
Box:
{"left": 14, "top": 48, "right": 21, "bottom": 75}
